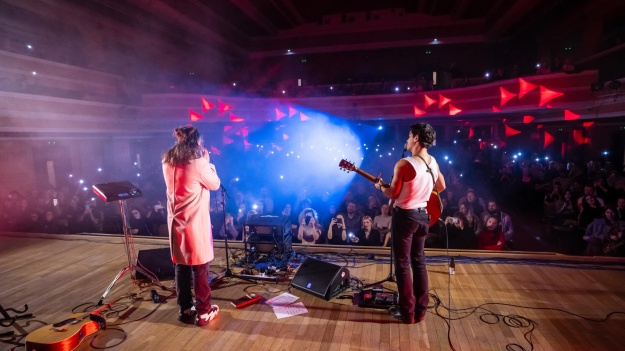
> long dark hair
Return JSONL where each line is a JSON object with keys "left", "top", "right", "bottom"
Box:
{"left": 162, "top": 125, "right": 203, "bottom": 166}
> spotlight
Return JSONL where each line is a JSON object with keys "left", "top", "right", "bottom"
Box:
{"left": 26, "top": 44, "right": 32, "bottom": 49}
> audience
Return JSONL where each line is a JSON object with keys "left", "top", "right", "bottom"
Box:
{"left": 6, "top": 144, "right": 625, "bottom": 259}
{"left": 477, "top": 217, "right": 505, "bottom": 250}
{"left": 354, "top": 216, "right": 382, "bottom": 246}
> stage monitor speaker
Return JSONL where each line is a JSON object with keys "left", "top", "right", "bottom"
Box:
{"left": 136, "top": 248, "right": 174, "bottom": 280}
{"left": 291, "top": 257, "right": 350, "bottom": 300}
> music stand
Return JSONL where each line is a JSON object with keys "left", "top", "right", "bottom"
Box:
{"left": 92, "top": 181, "right": 170, "bottom": 305}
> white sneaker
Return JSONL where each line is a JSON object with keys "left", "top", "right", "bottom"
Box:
{"left": 195, "top": 305, "right": 219, "bottom": 326}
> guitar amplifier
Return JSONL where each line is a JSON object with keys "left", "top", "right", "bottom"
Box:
{"left": 245, "top": 215, "right": 292, "bottom": 253}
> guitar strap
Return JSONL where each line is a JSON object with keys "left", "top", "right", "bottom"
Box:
{"left": 414, "top": 155, "right": 443, "bottom": 215}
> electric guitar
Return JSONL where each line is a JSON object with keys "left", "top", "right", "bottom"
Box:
{"left": 338, "top": 159, "right": 442, "bottom": 226}
{"left": 25, "top": 303, "right": 111, "bottom": 351}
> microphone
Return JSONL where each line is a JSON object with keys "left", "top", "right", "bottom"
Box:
{"left": 401, "top": 143, "right": 407, "bottom": 158}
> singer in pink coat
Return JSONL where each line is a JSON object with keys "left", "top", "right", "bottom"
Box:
{"left": 162, "top": 125, "right": 221, "bottom": 326}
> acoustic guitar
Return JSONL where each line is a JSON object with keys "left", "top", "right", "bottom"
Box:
{"left": 338, "top": 159, "right": 442, "bottom": 226}
{"left": 25, "top": 303, "right": 111, "bottom": 351}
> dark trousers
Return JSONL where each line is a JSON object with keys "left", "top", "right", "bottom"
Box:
{"left": 392, "top": 207, "right": 429, "bottom": 320}
{"left": 175, "top": 263, "right": 212, "bottom": 315}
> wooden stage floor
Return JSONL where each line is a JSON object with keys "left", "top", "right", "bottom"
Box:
{"left": 1, "top": 232, "right": 625, "bottom": 351}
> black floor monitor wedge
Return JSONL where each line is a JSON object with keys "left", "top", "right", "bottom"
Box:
{"left": 291, "top": 257, "right": 350, "bottom": 301}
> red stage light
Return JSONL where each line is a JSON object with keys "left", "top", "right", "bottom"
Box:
{"left": 544, "top": 131, "right": 554, "bottom": 148}
{"left": 230, "top": 113, "right": 244, "bottom": 122}
{"left": 505, "top": 125, "right": 521, "bottom": 137}
{"left": 413, "top": 106, "right": 426, "bottom": 116}
{"left": 523, "top": 115, "right": 535, "bottom": 124}
{"left": 572, "top": 130, "right": 590, "bottom": 145}
{"left": 190, "top": 109, "right": 204, "bottom": 122}
{"left": 468, "top": 127, "right": 474, "bottom": 138}
{"left": 288, "top": 106, "right": 298, "bottom": 117}
{"left": 539, "top": 86, "right": 564, "bottom": 106}
{"left": 583, "top": 122, "right": 594, "bottom": 128}
{"left": 300, "top": 113, "right": 310, "bottom": 121}
{"left": 424, "top": 95, "right": 436, "bottom": 108}
{"left": 222, "top": 135, "right": 234, "bottom": 145}
{"left": 201, "top": 98, "right": 215, "bottom": 112}
{"left": 518, "top": 78, "right": 537, "bottom": 98}
{"left": 275, "top": 108, "right": 286, "bottom": 121}
{"left": 448, "top": 104, "right": 461, "bottom": 115}
{"left": 219, "top": 100, "right": 232, "bottom": 114}
{"left": 564, "top": 110, "right": 580, "bottom": 120}
{"left": 492, "top": 106, "right": 501, "bottom": 112}
{"left": 500, "top": 87, "right": 517, "bottom": 106}
{"left": 439, "top": 94, "right": 451, "bottom": 108}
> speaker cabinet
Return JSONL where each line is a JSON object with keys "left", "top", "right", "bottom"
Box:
{"left": 136, "top": 248, "right": 174, "bottom": 279}
{"left": 291, "top": 257, "right": 350, "bottom": 300}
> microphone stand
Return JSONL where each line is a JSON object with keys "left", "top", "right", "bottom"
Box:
{"left": 218, "top": 184, "right": 256, "bottom": 283}
{"left": 364, "top": 145, "right": 407, "bottom": 288}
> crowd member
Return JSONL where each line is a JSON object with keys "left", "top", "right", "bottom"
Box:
{"left": 343, "top": 201, "right": 363, "bottom": 237}
{"left": 327, "top": 214, "right": 348, "bottom": 245}
{"left": 127, "top": 208, "right": 151, "bottom": 236}
{"left": 147, "top": 200, "right": 167, "bottom": 236}
{"left": 443, "top": 214, "right": 475, "bottom": 249}
{"left": 258, "top": 187, "right": 274, "bottom": 214}
{"left": 584, "top": 207, "right": 625, "bottom": 256}
{"left": 373, "top": 203, "right": 392, "bottom": 246}
{"left": 364, "top": 195, "right": 382, "bottom": 218}
{"left": 458, "top": 202, "right": 483, "bottom": 235}
{"left": 162, "top": 125, "right": 221, "bottom": 327}
{"left": 616, "top": 197, "right": 625, "bottom": 221}
{"left": 40, "top": 210, "right": 65, "bottom": 234}
{"left": 220, "top": 213, "right": 238, "bottom": 240}
{"left": 458, "top": 189, "right": 485, "bottom": 216}
{"left": 578, "top": 195, "right": 605, "bottom": 229}
{"left": 481, "top": 200, "right": 514, "bottom": 243}
{"left": 354, "top": 216, "right": 382, "bottom": 246}
{"left": 375, "top": 122, "right": 446, "bottom": 324}
{"left": 477, "top": 216, "right": 505, "bottom": 250}
{"left": 297, "top": 208, "right": 322, "bottom": 244}
{"left": 577, "top": 184, "right": 605, "bottom": 211}
{"left": 554, "top": 190, "right": 578, "bottom": 226}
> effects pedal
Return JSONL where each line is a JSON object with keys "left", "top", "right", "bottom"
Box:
{"left": 355, "top": 289, "right": 398, "bottom": 309}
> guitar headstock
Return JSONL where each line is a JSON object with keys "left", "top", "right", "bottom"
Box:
{"left": 338, "top": 159, "right": 356, "bottom": 172}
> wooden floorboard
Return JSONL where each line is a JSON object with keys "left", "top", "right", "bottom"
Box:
{"left": 1, "top": 232, "right": 625, "bottom": 351}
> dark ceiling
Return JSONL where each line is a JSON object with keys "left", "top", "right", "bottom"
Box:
{"left": 81, "top": 0, "right": 624, "bottom": 58}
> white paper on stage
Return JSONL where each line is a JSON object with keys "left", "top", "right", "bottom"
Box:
{"left": 264, "top": 292, "right": 300, "bottom": 307}
{"left": 272, "top": 302, "right": 308, "bottom": 319}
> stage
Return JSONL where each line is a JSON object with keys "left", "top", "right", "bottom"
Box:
{"left": 1, "top": 232, "right": 624, "bottom": 351}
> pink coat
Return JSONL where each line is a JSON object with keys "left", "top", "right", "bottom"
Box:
{"left": 163, "top": 157, "right": 220, "bottom": 265}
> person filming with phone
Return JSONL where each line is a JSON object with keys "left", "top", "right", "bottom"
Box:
{"left": 327, "top": 214, "right": 348, "bottom": 245}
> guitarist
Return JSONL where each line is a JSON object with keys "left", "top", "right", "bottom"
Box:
{"left": 375, "top": 122, "right": 446, "bottom": 324}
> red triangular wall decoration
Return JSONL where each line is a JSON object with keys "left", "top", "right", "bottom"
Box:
{"left": 500, "top": 87, "right": 517, "bottom": 106}
{"left": 201, "top": 98, "right": 215, "bottom": 113}
{"left": 518, "top": 78, "right": 537, "bottom": 98}
{"left": 439, "top": 94, "right": 451, "bottom": 108}
{"left": 219, "top": 100, "right": 232, "bottom": 114}
{"left": 414, "top": 106, "right": 426, "bottom": 116}
{"left": 424, "top": 95, "right": 436, "bottom": 108}
{"left": 539, "top": 86, "right": 564, "bottom": 107}
{"left": 190, "top": 109, "right": 204, "bottom": 122}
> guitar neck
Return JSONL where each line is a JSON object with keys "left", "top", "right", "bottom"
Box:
{"left": 353, "top": 168, "right": 389, "bottom": 187}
